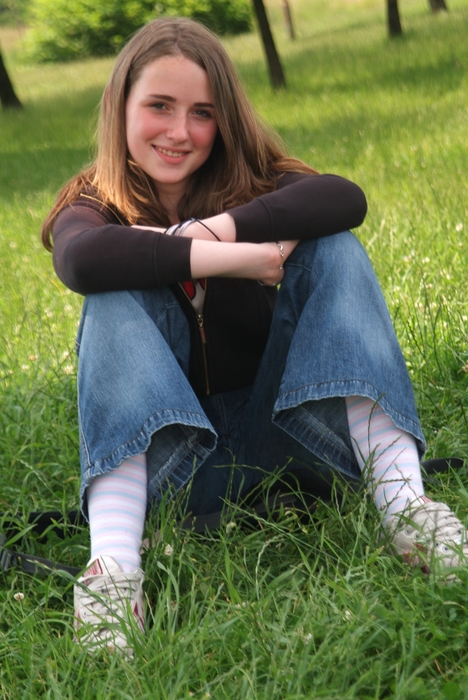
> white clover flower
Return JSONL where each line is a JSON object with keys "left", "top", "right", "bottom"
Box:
{"left": 164, "top": 544, "right": 174, "bottom": 557}
{"left": 13, "top": 592, "right": 24, "bottom": 602}
{"left": 63, "top": 365, "right": 74, "bottom": 375}
{"left": 226, "top": 521, "right": 236, "bottom": 533}
{"left": 456, "top": 223, "right": 463, "bottom": 232}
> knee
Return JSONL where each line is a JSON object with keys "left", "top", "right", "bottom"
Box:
{"left": 315, "top": 231, "right": 375, "bottom": 283}
{"left": 289, "top": 231, "right": 366, "bottom": 266}
{"left": 288, "top": 232, "right": 372, "bottom": 282}
{"left": 318, "top": 230, "right": 367, "bottom": 261}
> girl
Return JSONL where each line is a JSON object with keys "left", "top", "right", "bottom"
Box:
{"left": 42, "top": 17, "right": 468, "bottom": 656}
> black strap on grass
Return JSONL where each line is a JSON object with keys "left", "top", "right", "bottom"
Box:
{"left": 0, "top": 510, "right": 86, "bottom": 577}
{"left": 0, "top": 457, "right": 464, "bottom": 578}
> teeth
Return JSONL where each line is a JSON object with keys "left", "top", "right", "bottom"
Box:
{"left": 157, "top": 147, "right": 186, "bottom": 158}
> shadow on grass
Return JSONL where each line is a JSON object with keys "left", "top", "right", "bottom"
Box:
{"left": 0, "top": 146, "right": 92, "bottom": 200}
{"left": 238, "top": 7, "right": 467, "bottom": 97}
{"left": 0, "top": 85, "right": 102, "bottom": 199}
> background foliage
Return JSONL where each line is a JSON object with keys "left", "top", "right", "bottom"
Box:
{"left": 0, "top": 0, "right": 30, "bottom": 26}
{"left": 1, "top": 0, "right": 468, "bottom": 696}
{"left": 21, "top": 0, "right": 252, "bottom": 62}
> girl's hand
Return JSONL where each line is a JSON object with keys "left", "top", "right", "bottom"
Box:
{"left": 189, "top": 238, "right": 300, "bottom": 282}
{"left": 256, "top": 239, "right": 299, "bottom": 286}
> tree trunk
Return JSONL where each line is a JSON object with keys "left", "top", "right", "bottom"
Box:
{"left": 428, "top": 0, "right": 448, "bottom": 12}
{"left": 0, "top": 49, "right": 22, "bottom": 109}
{"left": 281, "top": 0, "right": 295, "bottom": 40}
{"left": 251, "top": 0, "right": 286, "bottom": 89}
{"left": 387, "top": 0, "right": 403, "bottom": 36}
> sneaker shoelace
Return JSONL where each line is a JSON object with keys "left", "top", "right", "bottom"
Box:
{"left": 77, "top": 573, "right": 143, "bottom": 630}
{"left": 406, "top": 502, "right": 466, "bottom": 550}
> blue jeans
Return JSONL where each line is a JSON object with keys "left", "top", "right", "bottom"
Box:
{"left": 75, "top": 232, "right": 426, "bottom": 518}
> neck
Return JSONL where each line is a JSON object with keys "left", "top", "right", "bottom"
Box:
{"left": 156, "top": 183, "right": 186, "bottom": 225}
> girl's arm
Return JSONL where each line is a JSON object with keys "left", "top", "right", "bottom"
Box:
{"left": 52, "top": 172, "right": 366, "bottom": 295}
{"left": 174, "top": 173, "right": 367, "bottom": 245}
{"left": 136, "top": 172, "right": 366, "bottom": 270}
{"left": 189, "top": 238, "right": 290, "bottom": 286}
{"left": 52, "top": 198, "right": 290, "bottom": 292}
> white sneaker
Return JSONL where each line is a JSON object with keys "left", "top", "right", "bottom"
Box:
{"left": 74, "top": 555, "right": 145, "bottom": 657}
{"left": 385, "top": 498, "right": 468, "bottom": 580}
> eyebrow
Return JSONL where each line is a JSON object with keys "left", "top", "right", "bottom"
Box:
{"left": 148, "top": 94, "right": 215, "bottom": 109}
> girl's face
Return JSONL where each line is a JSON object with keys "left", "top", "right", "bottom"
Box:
{"left": 125, "top": 55, "right": 218, "bottom": 205}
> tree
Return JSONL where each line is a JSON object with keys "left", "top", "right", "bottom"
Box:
{"left": 251, "top": 0, "right": 286, "bottom": 89}
{"left": 281, "top": 0, "right": 295, "bottom": 40}
{"left": 386, "top": 0, "right": 403, "bottom": 37}
{"left": 0, "top": 47, "right": 22, "bottom": 109}
{"left": 428, "top": 0, "right": 448, "bottom": 12}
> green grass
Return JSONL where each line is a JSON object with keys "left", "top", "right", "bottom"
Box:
{"left": 1, "top": 0, "right": 468, "bottom": 696}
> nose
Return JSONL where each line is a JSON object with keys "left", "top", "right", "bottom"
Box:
{"left": 166, "top": 112, "right": 189, "bottom": 143}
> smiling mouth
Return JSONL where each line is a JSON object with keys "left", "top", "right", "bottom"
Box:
{"left": 154, "top": 146, "right": 188, "bottom": 158}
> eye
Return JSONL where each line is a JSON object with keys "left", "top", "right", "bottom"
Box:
{"left": 193, "top": 109, "right": 213, "bottom": 119}
{"left": 150, "top": 102, "right": 168, "bottom": 111}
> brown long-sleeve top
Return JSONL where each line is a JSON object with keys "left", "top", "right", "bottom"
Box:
{"left": 52, "top": 172, "right": 367, "bottom": 394}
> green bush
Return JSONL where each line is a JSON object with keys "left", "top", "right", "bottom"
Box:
{"left": 23, "top": 0, "right": 252, "bottom": 62}
{"left": 160, "top": 0, "right": 252, "bottom": 36}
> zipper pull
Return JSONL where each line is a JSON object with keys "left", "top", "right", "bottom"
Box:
{"left": 197, "top": 314, "right": 207, "bottom": 343}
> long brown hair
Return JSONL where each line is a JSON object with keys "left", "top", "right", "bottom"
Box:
{"left": 42, "top": 17, "right": 317, "bottom": 250}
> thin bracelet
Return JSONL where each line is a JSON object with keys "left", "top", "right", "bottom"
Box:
{"left": 165, "top": 223, "right": 180, "bottom": 236}
{"left": 193, "top": 218, "right": 221, "bottom": 242}
{"left": 166, "top": 218, "right": 222, "bottom": 241}
{"left": 175, "top": 218, "right": 197, "bottom": 236}
{"left": 277, "top": 242, "right": 284, "bottom": 270}
{"left": 257, "top": 242, "right": 285, "bottom": 286}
